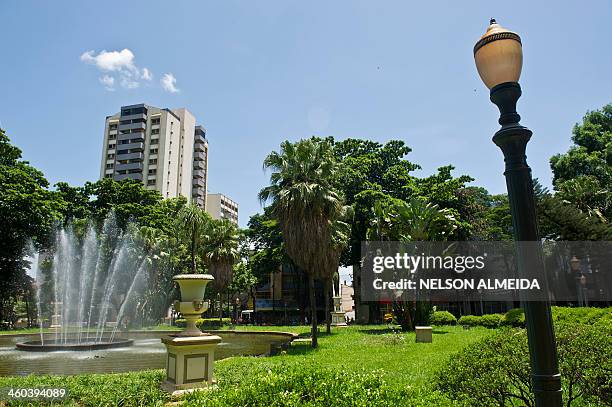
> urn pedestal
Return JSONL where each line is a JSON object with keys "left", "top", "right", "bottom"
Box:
{"left": 331, "top": 296, "right": 347, "bottom": 327}
{"left": 161, "top": 274, "right": 221, "bottom": 394}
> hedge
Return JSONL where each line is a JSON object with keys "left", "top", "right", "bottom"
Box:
{"left": 429, "top": 311, "right": 457, "bottom": 326}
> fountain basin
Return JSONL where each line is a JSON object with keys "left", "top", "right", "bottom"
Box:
{"left": 16, "top": 338, "right": 133, "bottom": 352}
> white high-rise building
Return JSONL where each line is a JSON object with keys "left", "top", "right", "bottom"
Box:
{"left": 99, "top": 103, "right": 209, "bottom": 208}
{"left": 206, "top": 193, "right": 239, "bottom": 225}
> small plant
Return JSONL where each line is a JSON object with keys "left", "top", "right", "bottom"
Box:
{"left": 479, "top": 314, "right": 503, "bottom": 328}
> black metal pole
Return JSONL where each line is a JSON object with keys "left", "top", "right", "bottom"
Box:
{"left": 490, "top": 81, "right": 562, "bottom": 407}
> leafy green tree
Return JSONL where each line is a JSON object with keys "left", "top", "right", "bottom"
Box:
{"left": 259, "top": 139, "right": 344, "bottom": 347}
{"left": 550, "top": 104, "right": 612, "bottom": 221}
{"left": 0, "top": 129, "right": 64, "bottom": 325}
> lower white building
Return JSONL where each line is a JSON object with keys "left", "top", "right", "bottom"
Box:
{"left": 206, "top": 193, "right": 238, "bottom": 225}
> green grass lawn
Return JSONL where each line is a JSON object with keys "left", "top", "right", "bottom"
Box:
{"left": 0, "top": 325, "right": 492, "bottom": 406}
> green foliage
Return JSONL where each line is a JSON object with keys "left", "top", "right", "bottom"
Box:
{"left": 502, "top": 308, "right": 525, "bottom": 327}
{"left": 436, "top": 322, "right": 612, "bottom": 406}
{"left": 183, "top": 365, "right": 412, "bottom": 407}
{"left": 550, "top": 104, "right": 612, "bottom": 222}
{"left": 457, "top": 315, "right": 482, "bottom": 327}
{"left": 0, "top": 370, "right": 168, "bottom": 406}
{"left": 0, "top": 129, "right": 64, "bottom": 325}
{"left": 551, "top": 306, "right": 612, "bottom": 325}
{"left": 479, "top": 314, "right": 503, "bottom": 329}
{"left": 430, "top": 311, "right": 457, "bottom": 326}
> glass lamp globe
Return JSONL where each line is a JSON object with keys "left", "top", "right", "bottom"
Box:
{"left": 474, "top": 19, "right": 523, "bottom": 89}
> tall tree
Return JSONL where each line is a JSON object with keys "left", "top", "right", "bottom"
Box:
{"left": 202, "top": 219, "right": 240, "bottom": 293}
{"left": 177, "top": 203, "right": 211, "bottom": 274}
{"left": 550, "top": 104, "right": 612, "bottom": 222}
{"left": 0, "top": 129, "right": 64, "bottom": 325}
{"left": 259, "top": 139, "right": 343, "bottom": 348}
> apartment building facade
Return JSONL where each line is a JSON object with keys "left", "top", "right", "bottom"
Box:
{"left": 99, "top": 103, "right": 208, "bottom": 208}
{"left": 205, "top": 193, "right": 239, "bottom": 225}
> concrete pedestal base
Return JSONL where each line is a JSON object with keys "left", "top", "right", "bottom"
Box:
{"left": 331, "top": 312, "right": 347, "bottom": 326}
{"left": 161, "top": 334, "right": 222, "bottom": 393}
{"left": 415, "top": 326, "right": 432, "bottom": 343}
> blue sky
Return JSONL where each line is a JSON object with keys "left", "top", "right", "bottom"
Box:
{"left": 1, "top": 1, "right": 611, "bottom": 229}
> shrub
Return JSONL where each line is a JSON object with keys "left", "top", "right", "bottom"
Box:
{"left": 551, "top": 306, "right": 612, "bottom": 325}
{"left": 436, "top": 322, "right": 612, "bottom": 406}
{"left": 457, "top": 315, "right": 481, "bottom": 327}
{"left": 502, "top": 308, "right": 525, "bottom": 327}
{"left": 430, "top": 311, "right": 457, "bottom": 326}
{"left": 479, "top": 313, "right": 503, "bottom": 329}
{"left": 182, "top": 364, "right": 420, "bottom": 406}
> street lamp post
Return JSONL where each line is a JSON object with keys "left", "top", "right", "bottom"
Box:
{"left": 474, "top": 19, "right": 562, "bottom": 407}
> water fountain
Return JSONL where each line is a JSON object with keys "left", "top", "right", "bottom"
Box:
{"left": 17, "top": 213, "right": 147, "bottom": 352}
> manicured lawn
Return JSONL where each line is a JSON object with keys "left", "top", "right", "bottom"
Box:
{"left": 0, "top": 325, "right": 492, "bottom": 406}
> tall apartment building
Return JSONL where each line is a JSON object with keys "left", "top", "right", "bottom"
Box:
{"left": 206, "top": 193, "right": 239, "bottom": 225}
{"left": 99, "top": 103, "right": 209, "bottom": 208}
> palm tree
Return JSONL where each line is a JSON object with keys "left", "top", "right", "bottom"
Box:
{"left": 319, "top": 206, "right": 352, "bottom": 333}
{"left": 368, "top": 198, "right": 457, "bottom": 330}
{"left": 202, "top": 219, "right": 240, "bottom": 293}
{"left": 177, "top": 203, "right": 211, "bottom": 274}
{"left": 259, "top": 139, "right": 343, "bottom": 348}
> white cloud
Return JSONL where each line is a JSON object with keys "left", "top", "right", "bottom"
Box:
{"left": 161, "top": 73, "right": 179, "bottom": 93}
{"left": 80, "top": 49, "right": 136, "bottom": 72}
{"left": 99, "top": 75, "right": 115, "bottom": 91}
{"left": 141, "top": 68, "right": 152, "bottom": 81}
{"left": 81, "top": 48, "right": 153, "bottom": 90}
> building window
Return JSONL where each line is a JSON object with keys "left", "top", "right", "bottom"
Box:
{"left": 109, "top": 123, "right": 118, "bottom": 130}
{"left": 107, "top": 153, "right": 115, "bottom": 160}
{"left": 108, "top": 134, "right": 116, "bottom": 140}
{"left": 149, "top": 159, "right": 157, "bottom": 165}
{"left": 147, "top": 179, "right": 156, "bottom": 186}
{"left": 148, "top": 169, "right": 156, "bottom": 175}
{"left": 150, "top": 139, "right": 158, "bottom": 145}
{"left": 105, "top": 173, "right": 113, "bottom": 178}
{"left": 149, "top": 148, "right": 158, "bottom": 155}
{"left": 106, "top": 163, "right": 113, "bottom": 169}
{"left": 151, "top": 128, "right": 160, "bottom": 135}
{"left": 151, "top": 118, "right": 160, "bottom": 125}
{"left": 108, "top": 144, "right": 115, "bottom": 150}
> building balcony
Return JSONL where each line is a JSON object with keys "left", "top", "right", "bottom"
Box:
{"left": 193, "top": 160, "right": 205, "bottom": 170}
{"left": 117, "top": 142, "right": 144, "bottom": 151}
{"left": 192, "top": 188, "right": 205, "bottom": 198}
{"left": 193, "top": 169, "right": 205, "bottom": 179}
{"left": 193, "top": 151, "right": 206, "bottom": 161}
{"left": 114, "top": 172, "right": 143, "bottom": 181}
{"left": 116, "top": 151, "right": 143, "bottom": 161}
{"left": 117, "top": 132, "right": 144, "bottom": 142}
{"left": 118, "top": 121, "right": 146, "bottom": 132}
{"left": 115, "top": 162, "right": 144, "bottom": 172}
{"left": 194, "top": 133, "right": 206, "bottom": 144}
{"left": 194, "top": 143, "right": 206, "bottom": 152}
{"left": 192, "top": 178, "right": 205, "bottom": 188}
{"left": 120, "top": 113, "right": 147, "bottom": 122}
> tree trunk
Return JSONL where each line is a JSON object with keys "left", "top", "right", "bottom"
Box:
{"left": 308, "top": 274, "right": 318, "bottom": 348}
{"left": 325, "top": 278, "right": 331, "bottom": 334}
{"left": 191, "top": 226, "right": 197, "bottom": 274}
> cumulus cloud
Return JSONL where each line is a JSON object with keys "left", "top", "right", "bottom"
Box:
{"left": 161, "top": 73, "right": 179, "bottom": 93}
{"left": 81, "top": 48, "right": 152, "bottom": 91}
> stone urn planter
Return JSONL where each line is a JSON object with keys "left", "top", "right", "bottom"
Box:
{"left": 173, "top": 274, "right": 214, "bottom": 337}
{"left": 161, "top": 274, "right": 222, "bottom": 394}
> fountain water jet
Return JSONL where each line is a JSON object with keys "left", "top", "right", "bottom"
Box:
{"left": 18, "top": 213, "right": 149, "bottom": 352}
